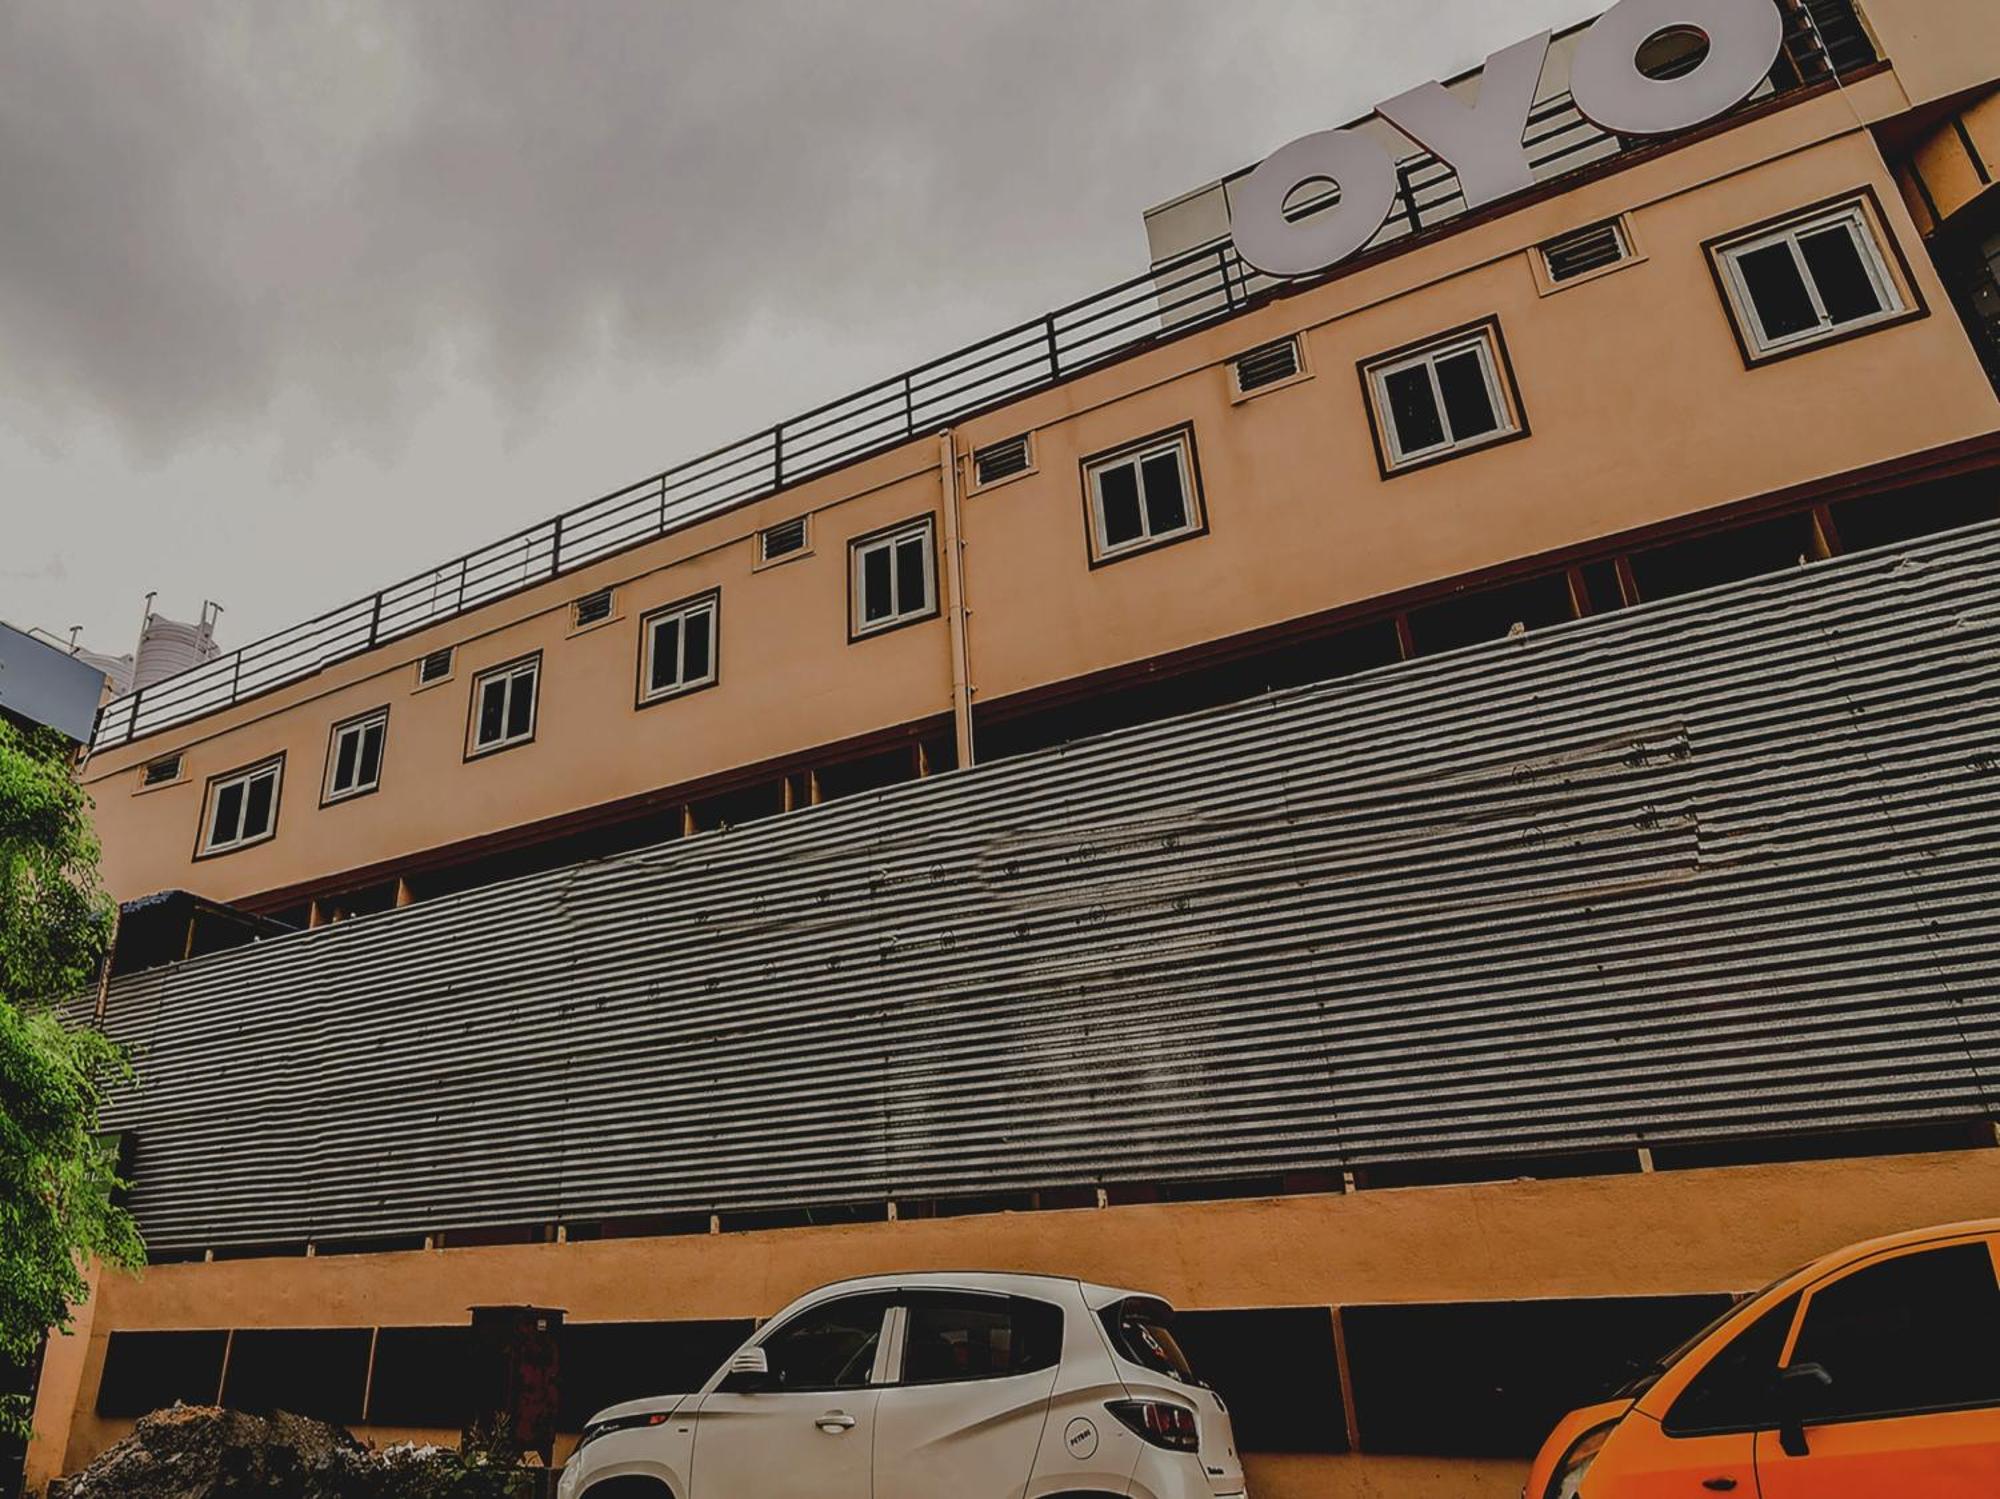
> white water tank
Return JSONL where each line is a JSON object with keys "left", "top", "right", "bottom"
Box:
{"left": 133, "top": 605, "right": 221, "bottom": 691}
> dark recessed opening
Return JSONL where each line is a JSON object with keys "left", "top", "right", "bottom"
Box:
{"left": 1626, "top": 511, "right": 1818, "bottom": 602}
{"left": 1174, "top": 1308, "right": 1347, "bottom": 1453}
{"left": 559, "top": 1321, "right": 756, "bottom": 1431}
{"left": 1405, "top": 572, "right": 1577, "bottom": 656}
{"left": 366, "top": 1326, "right": 473, "bottom": 1428}
{"left": 221, "top": 1328, "right": 372, "bottom": 1423}
{"left": 1345, "top": 1295, "right": 1736, "bottom": 1457}
{"left": 1636, "top": 25, "right": 1711, "bottom": 80}
{"left": 97, "top": 1330, "right": 229, "bottom": 1417}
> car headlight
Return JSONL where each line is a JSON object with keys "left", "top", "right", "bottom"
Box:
{"left": 1544, "top": 1420, "right": 1617, "bottom": 1499}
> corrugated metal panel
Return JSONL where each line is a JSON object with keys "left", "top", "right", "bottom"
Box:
{"left": 101, "top": 522, "right": 2000, "bottom": 1250}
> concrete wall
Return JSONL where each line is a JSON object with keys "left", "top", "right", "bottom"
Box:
{"left": 78, "top": 81, "right": 2000, "bottom": 911}
{"left": 32, "top": 1149, "right": 2000, "bottom": 1498}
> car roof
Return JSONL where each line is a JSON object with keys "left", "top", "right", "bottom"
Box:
{"left": 791, "top": 1270, "right": 1161, "bottom": 1311}
{"left": 1794, "top": 1217, "right": 2000, "bottom": 1276}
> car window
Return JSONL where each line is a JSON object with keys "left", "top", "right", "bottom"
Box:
{"left": 1099, "top": 1299, "right": 1199, "bottom": 1386}
{"left": 1786, "top": 1240, "right": 2000, "bottom": 1421}
{"left": 758, "top": 1293, "right": 894, "bottom": 1392}
{"left": 898, "top": 1293, "right": 1063, "bottom": 1385}
{"left": 1662, "top": 1292, "right": 1800, "bottom": 1436}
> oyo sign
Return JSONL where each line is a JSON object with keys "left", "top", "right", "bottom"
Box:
{"left": 1231, "top": 0, "right": 1784, "bottom": 278}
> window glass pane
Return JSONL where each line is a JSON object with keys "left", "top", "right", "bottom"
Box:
{"left": 682, "top": 608, "right": 713, "bottom": 682}
{"left": 863, "top": 545, "right": 894, "bottom": 622}
{"left": 1384, "top": 365, "right": 1447, "bottom": 455}
{"left": 1737, "top": 241, "right": 1820, "bottom": 342}
{"left": 211, "top": 782, "right": 243, "bottom": 846}
{"left": 504, "top": 670, "right": 536, "bottom": 740}
{"left": 1140, "top": 451, "right": 1189, "bottom": 536}
{"left": 1435, "top": 350, "right": 1499, "bottom": 441}
{"left": 761, "top": 1294, "right": 892, "bottom": 1391}
{"left": 1799, "top": 224, "right": 1884, "bottom": 326}
{"left": 478, "top": 678, "right": 507, "bottom": 744}
{"left": 1789, "top": 1242, "right": 2000, "bottom": 1420}
{"left": 1663, "top": 1292, "right": 1799, "bottom": 1434}
{"left": 1098, "top": 462, "right": 1144, "bottom": 547}
{"left": 356, "top": 724, "right": 383, "bottom": 788}
{"left": 650, "top": 617, "right": 681, "bottom": 692}
{"left": 895, "top": 536, "right": 928, "bottom": 616}
{"left": 901, "top": 1294, "right": 1062, "bottom": 1386}
{"left": 241, "top": 771, "right": 275, "bottom": 839}
{"left": 333, "top": 732, "right": 359, "bottom": 793}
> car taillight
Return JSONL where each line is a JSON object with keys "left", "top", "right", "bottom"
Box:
{"left": 1106, "top": 1398, "right": 1201, "bottom": 1453}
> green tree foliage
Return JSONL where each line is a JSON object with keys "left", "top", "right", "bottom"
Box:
{"left": 0, "top": 716, "right": 143, "bottom": 1440}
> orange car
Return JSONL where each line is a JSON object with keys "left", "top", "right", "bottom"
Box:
{"left": 1524, "top": 1218, "right": 2000, "bottom": 1498}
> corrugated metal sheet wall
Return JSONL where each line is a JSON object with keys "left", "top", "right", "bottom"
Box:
{"left": 100, "top": 520, "right": 2000, "bottom": 1250}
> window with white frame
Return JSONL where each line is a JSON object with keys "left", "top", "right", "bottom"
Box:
{"left": 640, "top": 593, "right": 718, "bottom": 703}
{"left": 1713, "top": 200, "right": 1904, "bottom": 359}
{"left": 850, "top": 518, "right": 937, "bottom": 636}
{"left": 1364, "top": 325, "right": 1519, "bottom": 472}
{"left": 469, "top": 656, "right": 539, "bottom": 755}
{"left": 200, "top": 758, "right": 282, "bottom": 855}
{"left": 1084, "top": 431, "right": 1202, "bottom": 561}
{"left": 323, "top": 708, "right": 388, "bottom": 803}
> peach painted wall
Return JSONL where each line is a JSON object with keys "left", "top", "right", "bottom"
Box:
{"left": 80, "top": 78, "right": 2000, "bottom": 909}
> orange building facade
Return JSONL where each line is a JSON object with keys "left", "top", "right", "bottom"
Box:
{"left": 33, "top": 3, "right": 2000, "bottom": 1496}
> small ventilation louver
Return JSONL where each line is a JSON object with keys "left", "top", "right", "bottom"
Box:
{"left": 973, "top": 436, "right": 1032, "bottom": 487}
{"left": 573, "top": 589, "right": 614, "bottom": 628}
{"left": 760, "top": 517, "right": 808, "bottom": 562}
{"left": 142, "top": 754, "right": 182, "bottom": 787}
{"left": 1541, "top": 220, "right": 1631, "bottom": 283}
{"left": 1232, "top": 338, "right": 1303, "bottom": 394}
{"left": 418, "top": 648, "right": 454, "bottom": 685}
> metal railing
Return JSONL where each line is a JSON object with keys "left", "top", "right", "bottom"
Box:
{"left": 90, "top": 0, "right": 1866, "bottom": 751}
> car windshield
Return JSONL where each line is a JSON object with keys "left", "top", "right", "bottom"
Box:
{"left": 1615, "top": 1265, "right": 1808, "bottom": 1399}
{"left": 1101, "top": 1299, "right": 1199, "bottom": 1386}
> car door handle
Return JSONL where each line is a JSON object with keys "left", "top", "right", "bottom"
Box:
{"left": 815, "top": 1411, "right": 857, "bottom": 1433}
{"left": 1701, "top": 1480, "right": 1738, "bottom": 1492}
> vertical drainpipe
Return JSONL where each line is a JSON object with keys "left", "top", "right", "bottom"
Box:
{"left": 938, "top": 430, "right": 976, "bottom": 769}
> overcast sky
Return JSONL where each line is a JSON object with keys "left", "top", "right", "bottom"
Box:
{"left": 0, "top": 0, "right": 1596, "bottom": 659}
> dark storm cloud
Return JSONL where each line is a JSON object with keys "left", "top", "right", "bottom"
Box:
{"left": 0, "top": 1, "right": 1593, "bottom": 464}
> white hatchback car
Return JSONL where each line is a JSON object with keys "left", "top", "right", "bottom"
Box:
{"left": 556, "top": 1271, "right": 1247, "bottom": 1499}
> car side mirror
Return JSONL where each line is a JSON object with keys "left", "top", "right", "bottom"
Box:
{"left": 720, "top": 1346, "right": 774, "bottom": 1394}
{"left": 1775, "top": 1362, "right": 1833, "bottom": 1457}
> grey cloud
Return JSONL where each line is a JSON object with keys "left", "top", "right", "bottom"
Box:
{"left": 0, "top": 0, "right": 1595, "bottom": 460}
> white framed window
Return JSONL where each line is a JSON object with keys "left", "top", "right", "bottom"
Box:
{"left": 468, "top": 656, "right": 540, "bottom": 756}
{"left": 850, "top": 518, "right": 937, "bottom": 637}
{"left": 639, "top": 593, "right": 719, "bottom": 704}
{"left": 1712, "top": 199, "right": 1905, "bottom": 360}
{"left": 1363, "top": 323, "right": 1520, "bottom": 472}
{"left": 1083, "top": 429, "right": 1203, "bottom": 563}
{"left": 199, "top": 757, "right": 282, "bottom": 856}
{"left": 323, "top": 708, "right": 388, "bottom": 804}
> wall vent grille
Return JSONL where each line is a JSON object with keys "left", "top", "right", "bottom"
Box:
{"left": 1232, "top": 338, "right": 1303, "bottom": 393}
{"left": 974, "top": 436, "right": 1032, "bottom": 486}
{"left": 760, "top": 518, "right": 808, "bottom": 562}
{"left": 1541, "top": 221, "right": 1631, "bottom": 283}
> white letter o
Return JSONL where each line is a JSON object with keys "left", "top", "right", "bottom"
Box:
{"left": 1570, "top": 0, "right": 1784, "bottom": 137}
{"left": 1229, "top": 129, "right": 1400, "bottom": 280}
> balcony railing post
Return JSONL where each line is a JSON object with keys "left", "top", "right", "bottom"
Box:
{"left": 129, "top": 687, "right": 144, "bottom": 733}
{"left": 551, "top": 517, "right": 563, "bottom": 577}
{"left": 773, "top": 426, "right": 784, "bottom": 488}
{"left": 1045, "top": 315, "right": 1061, "bottom": 379}
{"left": 367, "top": 592, "right": 383, "bottom": 648}
{"left": 1216, "top": 245, "right": 1238, "bottom": 312}
{"left": 232, "top": 652, "right": 242, "bottom": 701}
{"left": 904, "top": 374, "right": 916, "bottom": 438}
